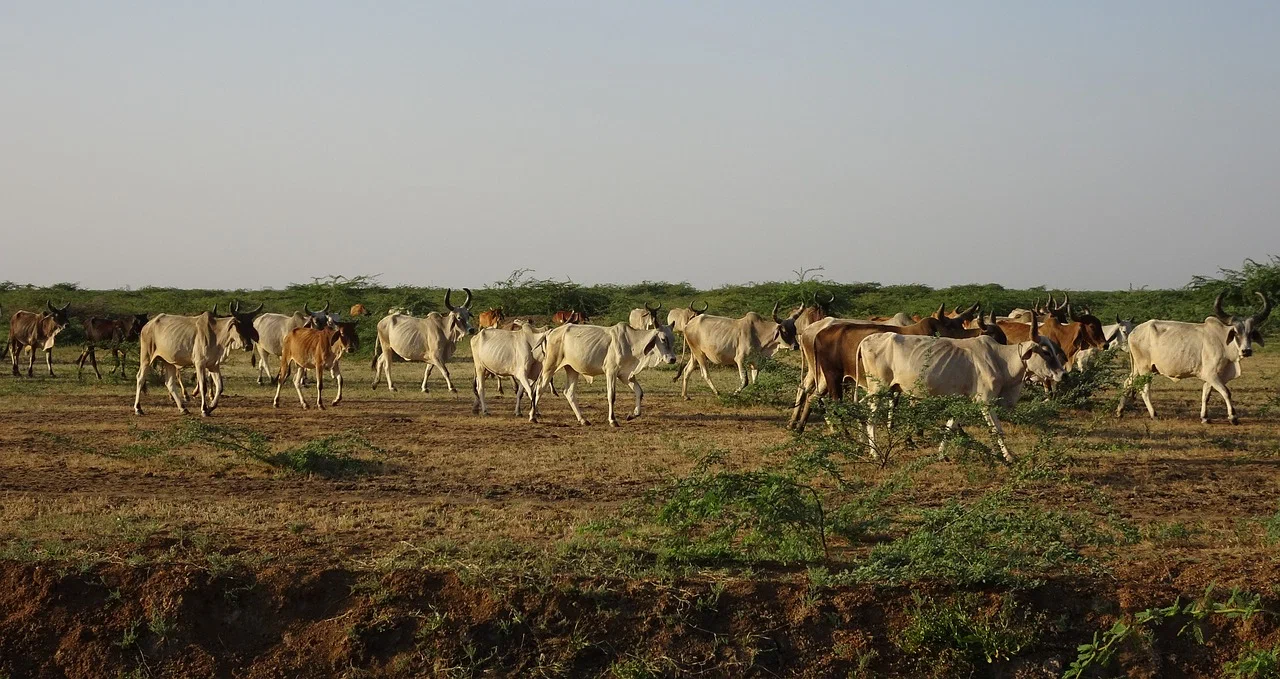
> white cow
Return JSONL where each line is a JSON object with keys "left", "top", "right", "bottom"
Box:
{"left": 666, "top": 301, "right": 708, "bottom": 362}
{"left": 133, "top": 306, "right": 260, "bottom": 416}
{"left": 539, "top": 322, "right": 677, "bottom": 426}
{"left": 252, "top": 311, "right": 315, "bottom": 384}
{"left": 471, "top": 326, "right": 550, "bottom": 421}
{"left": 1117, "top": 292, "right": 1270, "bottom": 424}
{"left": 857, "top": 332, "right": 1066, "bottom": 462}
{"left": 371, "top": 289, "right": 474, "bottom": 393}
{"left": 1101, "top": 317, "right": 1135, "bottom": 350}
{"left": 628, "top": 303, "right": 663, "bottom": 330}
{"left": 678, "top": 304, "right": 804, "bottom": 398}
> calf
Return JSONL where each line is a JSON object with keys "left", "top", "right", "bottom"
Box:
{"left": 274, "top": 322, "right": 360, "bottom": 409}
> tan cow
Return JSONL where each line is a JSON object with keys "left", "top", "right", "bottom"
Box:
{"left": 471, "top": 326, "right": 550, "bottom": 421}
{"left": 677, "top": 304, "right": 805, "bottom": 398}
{"left": 371, "top": 288, "right": 474, "bottom": 392}
{"left": 539, "top": 322, "right": 677, "bottom": 426}
{"left": 133, "top": 306, "right": 260, "bottom": 416}
{"left": 8, "top": 302, "right": 71, "bottom": 377}
{"left": 273, "top": 322, "right": 360, "bottom": 409}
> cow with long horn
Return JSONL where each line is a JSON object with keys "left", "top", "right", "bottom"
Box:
{"left": 372, "top": 288, "right": 476, "bottom": 392}
{"left": 1118, "top": 291, "right": 1271, "bottom": 424}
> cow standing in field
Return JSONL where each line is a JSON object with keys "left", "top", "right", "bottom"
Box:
{"left": 666, "top": 301, "right": 708, "bottom": 362}
{"left": 371, "top": 288, "right": 475, "bottom": 393}
{"left": 251, "top": 305, "right": 334, "bottom": 385}
{"left": 539, "top": 322, "right": 677, "bottom": 426}
{"left": 677, "top": 304, "right": 806, "bottom": 399}
{"left": 8, "top": 302, "right": 71, "bottom": 377}
{"left": 856, "top": 313, "right": 1066, "bottom": 462}
{"left": 788, "top": 304, "right": 987, "bottom": 429}
{"left": 478, "top": 307, "right": 506, "bottom": 329}
{"left": 273, "top": 322, "right": 360, "bottom": 409}
{"left": 1117, "top": 292, "right": 1270, "bottom": 424}
{"left": 133, "top": 305, "right": 260, "bottom": 416}
{"left": 77, "top": 314, "right": 148, "bottom": 379}
{"left": 552, "top": 309, "right": 588, "bottom": 325}
{"left": 471, "top": 325, "right": 550, "bottom": 421}
{"left": 628, "top": 302, "right": 663, "bottom": 330}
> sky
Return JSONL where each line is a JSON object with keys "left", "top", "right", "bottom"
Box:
{"left": 2, "top": 1, "right": 1278, "bottom": 291}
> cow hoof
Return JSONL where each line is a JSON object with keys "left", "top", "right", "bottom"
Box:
{"left": 626, "top": 413, "right": 639, "bottom": 421}
{"left": 201, "top": 410, "right": 212, "bottom": 417}
{"left": 273, "top": 402, "right": 280, "bottom": 409}
{"left": 579, "top": 420, "right": 591, "bottom": 426}
{"left": 449, "top": 388, "right": 458, "bottom": 394}
{"left": 301, "top": 404, "right": 309, "bottom": 410}
{"left": 134, "top": 408, "right": 144, "bottom": 416}
{"left": 331, "top": 400, "right": 341, "bottom": 407}
{"left": 1231, "top": 417, "right": 1240, "bottom": 425}
{"left": 317, "top": 405, "right": 325, "bottom": 411}
{"left": 1201, "top": 417, "right": 1210, "bottom": 424}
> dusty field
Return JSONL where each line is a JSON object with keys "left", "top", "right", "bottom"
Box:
{"left": 2, "top": 344, "right": 1280, "bottom": 677}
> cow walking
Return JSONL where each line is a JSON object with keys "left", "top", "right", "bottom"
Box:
{"left": 371, "top": 289, "right": 475, "bottom": 393}
{"left": 471, "top": 326, "right": 549, "bottom": 421}
{"left": 9, "top": 302, "right": 71, "bottom": 377}
{"left": 678, "top": 304, "right": 806, "bottom": 398}
{"left": 274, "top": 322, "right": 360, "bottom": 409}
{"left": 540, "top": 322, "right": 677, "bottom": 426}
{"left": 77, "top": 314, "right": 148, "bottom": 379}
{"left": 133, "top": 305, "right": 260, "bottom": 416}
{"left": 1117, "top": 292, "right": 1270, "bottom": 424}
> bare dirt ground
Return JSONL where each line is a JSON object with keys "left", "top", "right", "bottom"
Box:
{"left": 2, "top": 345, "right": 1279, "bottom": 677}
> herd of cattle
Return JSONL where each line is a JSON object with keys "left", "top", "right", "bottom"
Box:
{"left": 2, "top": 288, "right": 1271, "bottom": 459}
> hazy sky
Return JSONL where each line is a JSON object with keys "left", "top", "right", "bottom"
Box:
{"left": 3, "top": 2, "right": 1278, "bottom": 291}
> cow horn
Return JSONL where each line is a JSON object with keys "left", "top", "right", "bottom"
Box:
{"left": 934, "top": 303, "right": 945, "bottom": 319}
{"left": 1046, "top": 293, "right": 1055, "bottom": 311}
{"left": 243, "top": 302, "right": 264, "bottom": 315}
{"left": 1116, "top": 314, "right": 1123, "bottom": 325}
{"left": 960, "top": 302, "right": 979, "bottom": 320}
{"left": 976, "top": 307, "right": 988, "bottom": 329}
{"left": 46, "top": 300, "right": 55, "bottom": 313}
{"left": 1060, "top": 292, "right": 1071, "bottom": 310}
{"left": 462, "top": 288, "right": 473, "bottom": 308}
{"left": 444, "top": 289, "right": 456, "bottom": 311}
{"left": 322, "top": 301, "right": 330, "bottom": 313}
{"left": 1213, "top": 291, "right": 1232, "bottom": 322}
{"left": 1254, "top": 292, "right": 1272, "bottom": 325}
{"left": 304, "top": 303, "right": 313, "bottom": 315}
{"left": 231, "top": 299, "right": 241, "bottom": 314}
{"left": 825, "top": 291, "right": 835, "bottom": 304}
{"left": 212, "top": 303, "right": 219, "bottom": 316}
{"left": 645, "top": 301, "right": 661, "bottom": 316}
{"left": 772, "top": 302, "right": 782, "bottom": 323}
{"left": 696, "top": 301, "right": 709, "bottom": 313}
{"left": 1030, "top": 309, "right": 1040, "bottom": 341}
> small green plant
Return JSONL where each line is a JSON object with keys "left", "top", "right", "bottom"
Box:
{"left": 897, "top": 593, "right": 1040, "bottom": 666}
{"left": 115, "top": 619, "right": 141, "bottom": 649}
{"left": 1224, "top": 644, "right": 1280, "bottom": 678}
{"left": 147, "top": 612, "right": 174, "bottom": 640}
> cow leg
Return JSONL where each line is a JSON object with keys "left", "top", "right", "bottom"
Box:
{"left": 294, "top": 366, "right": 308, "bottom": 409}
{"left": 1200, "top": 382, "right": 1213, "bottom": 423}
{"left": 605, "top": 371, "right": 620, "bottom": 427}
{"left": 76, "top": 346, "right": 89, "bottom": 378}
{"left": 748, "top": 362, "right": 759, "bottom": 386}
{"left": 27, "top": 345, "right": 37, "bottom": 377}
{"left": 87, "top": 346, "right": 102, "bottom": 380}
{"left": 195, "top": 366, "right": 211, "bottom": 416}
{"left": 133, "top": 358, "right": 151, "bottom": 415}
{"left": 1115, "top": 374, "right": 1132, "bottom": 417}
{"left": 315, "top": 369, "right": 324, "bottom": 410}
{"left": 273, "top": 364, "right": 288, "bottom": 408}
{"left": 865, "top": 398, "right": 880, "bottom": 460}
{"left": 436, "top": 361, "right": 458, "bottom": 393}
{"left": 43, "top": 347, "right": 55, "bottom": 377}
{"left": 562, "top": 368, "right": 588, "bottom": 425}
{"left": 209, "top": 370, "right": 224, "bottom": 409}
{"left": 473, "top": 370, "right": 488, "bottom": 415}
{"left": 10, "top": 341, "right": 19, "bottom": 376}
{"left": 1140, "top": 379, "right": 1157, "bottom": 420}
{"left": 624, "top": 377, "right": 643, "bottom": 421}
{"left": 1207, "top": 377, "right": 1238, "bottom": 424}
{"left": 788, "top": 368, "right": 816, "bottom": 430}
{"left": 984, "top": 408, "right": 1015, "bottom": 464}
{"left": 420, "top": 364, "right": 433, "bottom": 392}
{"left": 373, "top": 353, "right": 396, "bottom": 391}
{"left": 496, "top": 372, "right": 505, "bottom": 396}
{"left": 731, "top": 356, "right": 750, "bottom": 394}
{"left": 162, "top": 365, "right": 187, "bottom": 414}
{"left": 332, "top": 364, "right": 343, "bottom": 406}
{"left": 938, "top": 418, "right": 959, "bottom": 459}
{"left": 255, "top": 347, "right": 270, "bottom": 384}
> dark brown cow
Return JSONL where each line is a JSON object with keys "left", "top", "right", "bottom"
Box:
{"left": 552, "top": 309, "right": 588, "bottom": 325}
{"left": 77, "top": 314, "right": 148, "bottom": 379}
{"left": 274, "top": 322, "right": 360, "bottom": 409}
{"left": 9, "top": 302, "right": 71, "bottom": 377}
{"left": 791, "top": 305, "right": 996, "bottom": 430}
{"left": 478, "top": 307, "right": 506, "bottom": 329}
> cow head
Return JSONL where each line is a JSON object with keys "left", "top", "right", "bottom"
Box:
{"left": 643, "top": 302, "right": 663, "bottom": 330}
{"left": 771, "top": 302, "right": 805, "bottom": 350}
{"left": 1214, "top": 291, "right": 1271, "bottom": 357}
{"left": 228, "top": 300, "right": 263, "bottom": 351}
{"left": 350, "top": 304, "right": 368, "bottom": 317}
{"left": 1020, "top": 311, "right": 1067, "bottom": 383}
{"left": 1070, "top": 310, "right": 1109, "bottom": 351}
{"left": 444, "top": 287, "right": 476, "bottom": 336}
{"left": 641, "top": 319, "right": 678, "bottom": 365}
{"left": 975, "top": 308, "right": 1008, "bottom": 344}
{"left": 126, "top": 314, "right": 149, "bottom": 340}
{"left": 304, "top": 301, "right": 335, "bottom": 329}
{"left": 668, "top": 302, "right": 708, "bottom": 333}
{"left": 45, "top": 301, "right": 71, "bottom": 331}
{"left": 331, "top": 321, "right": 361, "bottom": 353}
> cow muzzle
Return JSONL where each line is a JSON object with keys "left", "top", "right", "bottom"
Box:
{"left": 1242, "top": 348, "right": 1253, "bottom": 357}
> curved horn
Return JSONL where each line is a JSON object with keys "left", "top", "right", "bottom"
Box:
{"left": 772, "top": 302, "right": 782, "bottom": 323}
{"left": 1030, "top": 309, "right": 1040, "bottom": 341}
{"left": 1116, "top": 314, "right": 1123, "bottom": 326}
{"left": 243, "top": 301, "right": 264, "bottom": 315}
{"left": 959, "top": 302, "right": 979, "bottom": 320}
{"left": 211, "top": 303, "right": 219, "bottom": 316}
{"left": 825, "top": 291, "right": 835, "bottom": 304}
{"left": 462, "top": 288, "right": 473, "bottom": 308}
{"left": 46, "top": 300, "right": 55, "bottom": 313}
{"left": 60, "top": 302, "right": 70, "bottom": 312}
{"left": 231, "top": 299, "right": 241, "bottom": 314}
{"left": 1045, "top": 293, "right": 1055, "bottom": 311}
{"left": 645, "top": 301, "right": 660, "bottom": 315}
{"left": 976, "top": 306, "right": 989, "bottom": 329}
{"left": 934, "top": 303, "right": 945, "bottom": 319}
{"left": 322, "top": 301, "right": 330, "bottom": 314}
{"left": 696, "top": 301, "right": 708, "bottom": 313}
{"left": 1254, "top": 291, "right": 1272, "bottom": 325}
{"left": 444, "top": 288, "right": 456, "bottom": 312}
{"left": 304, "top": 303, "right": 313, "bottom": 315}
{"left": 1213, "top": 291, "right": 1231, "bottom": 322}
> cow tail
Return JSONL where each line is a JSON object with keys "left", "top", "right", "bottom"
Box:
{"left": 852, "top": 341, "right": 864, "bottom": 404}
{"left": 370, "top": 333, "right": 382, "bottom": 371}
{"left": 277, "top": 345, "right": 290, "bottom": 385}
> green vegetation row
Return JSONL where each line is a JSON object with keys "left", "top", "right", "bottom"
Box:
{"left": 3, "top": 257, "right": 1278, "bottom": 346}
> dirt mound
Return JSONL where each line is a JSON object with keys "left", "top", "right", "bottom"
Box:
{"left": 2, "top": 561, "right": 1277, "bottom": 678}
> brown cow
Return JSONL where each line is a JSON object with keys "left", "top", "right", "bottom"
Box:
{"left": 552, "top": 309, "right": 588, "bottom": 325}
{"left": 9, "top": 302, "right": 71, "bottom": 377}
{"left": 350, "top": 304, "right": 369, "bottom": 317}
{"left": 77, "top": 314, "right": 148, "bottom": 379}
{"left": 478, "top": 307, "right": 507, "bottom": 329}
{"left": 273, "top": 322, "right": 360, "bottom": 409}
{"left": 995, "top": 310, "right": 1106, "bottom": 365}
{"left": 790, "top": 305, "right": 995, "bottom": 430}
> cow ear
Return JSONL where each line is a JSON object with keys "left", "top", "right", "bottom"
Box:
{"left": 1251, "top": 330, "right": 1265, "bottom": 347}
{"left": 1226, "top": 328, "right": 1238, "bottom": 345}
{"left": 1020, "top": 345, "right": 1041, "bottom": 362}
{"left": 643, "top": 334, "right": 658, "bottom": 355}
